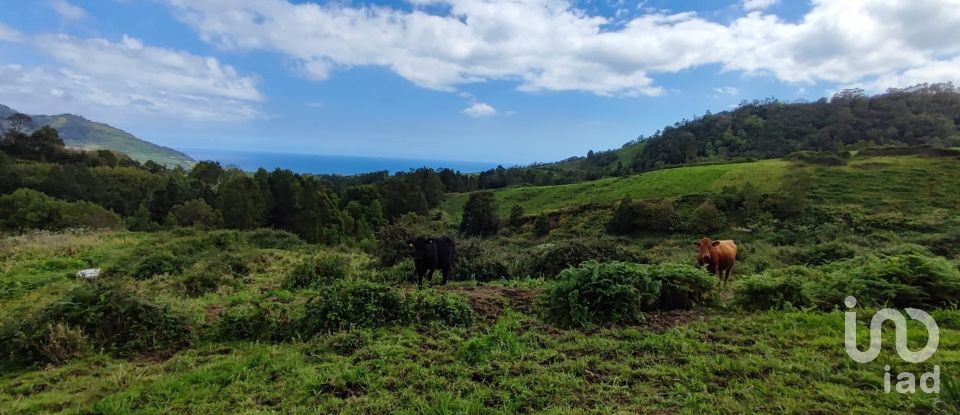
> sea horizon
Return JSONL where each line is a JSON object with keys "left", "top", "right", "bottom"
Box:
{"left": 181, "top": 148, "right": 509, "bottom": 175}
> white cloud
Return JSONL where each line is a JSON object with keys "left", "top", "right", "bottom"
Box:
{"left": 742, "top": 0, "right": 777, "bottom": 12}
{"left": 0, "top": 34, "right": 264, "bottom": 122}
{"left": 713, "top": 86, "right": 739, "bottom": 96}
{"left": 463, "top": 102, "right": 497, "bottom": 118}
{"left": 0, "top": 23, "right": 22, "bottom": 42}
{"left": 162, "top": 0, "right": 960, "bottom": 97}
{"left": 50, "top": 0, "right": 87, "bottom": 21}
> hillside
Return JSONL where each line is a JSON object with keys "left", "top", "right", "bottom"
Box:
{"left": 0, "top": 105, "right": 194, "bottom": 168}
{"left": 483, "top": 83, "right": 960, "bottom": 187}
{"left": 443, "top": 150, "right": 960, "bottom": 220}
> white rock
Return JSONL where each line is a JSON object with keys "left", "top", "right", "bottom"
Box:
{"left": 76, "top": 268, "right": 101, "bottom": 280}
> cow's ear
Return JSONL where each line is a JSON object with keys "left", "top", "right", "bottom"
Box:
{"left": 711, "top": 241, "right": 721, "bottom": 247}
{"left": 427, "top": 238, "right": 434, "bottom": 244}
{"left": 406, "top": 240, "right": 413, "bottom": 247}
{"left": 693, "top": 241, "right": 700, "bottom": 246}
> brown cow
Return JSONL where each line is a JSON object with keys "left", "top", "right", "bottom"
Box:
{"left": 694, "top": 238, "right": 737, "bottom": 288}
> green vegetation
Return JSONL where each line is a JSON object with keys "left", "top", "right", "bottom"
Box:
{"left": 3, "top": 86, "right": 960, "bottom": 413}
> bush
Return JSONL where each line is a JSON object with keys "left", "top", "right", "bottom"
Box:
{"left": 793, "top": 240, "right": 860, "bottom": 265}
{"left": 460, "top": 192, "right": 500, "bottom": 237}
{"left": 0, "top": 188, "right": 122, "bottom": 230}
{"left": 544, "top": 261, "right": 661, "bottom": 328}
{"left": 734, "top": 267, "right": 817, "bottom": 310}
{"left": 649, "top": 263, "right": 717, "bottom": 310}
{"left": 284, "top": 253, "right": 352, "bottom": 289}
{"left": 37, "top": 323, "right": 90, "bottom": 365}
{"left": 301, "top": 281, "right": 409, "bottom": 334}
{"left": 814, "top": 253, "right": 960, "bottom": 309}
{"left": 521, "top": 238, "right": 644, "bottom": 278}
{"left": 300, "top": 281, "right": 475, "bottom": 335}
{"left": 785, "top": 150, "right": 850, "bottom": 166}
{"left": 409, "top": 291, "right": 475, "bottom": 327}
{"left": 0, "top": 283, "right": 192, "bottom": 365}
{"left": 179, "top": 253, "right": 250, "bottom": 296}
{"left": 215, "top": 298, "right": 301, "bottom": 342}
{"left": 455, "top": 238, "right": 511, "bottom": 281}
{"left": 245, "top": 228, "right": 304, "bottom": 249}
{"left": 607, "top": 198, "right": 674, "bottom": 235}
{"left": 132, "top": 252, "right": 184, "bottom": 280}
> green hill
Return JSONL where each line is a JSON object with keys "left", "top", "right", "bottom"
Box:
{"left": 443, "top": 151, "right": 960, "bottom": 220}
{"left": 0, "top": 104, "right": 194, "bottom": 168}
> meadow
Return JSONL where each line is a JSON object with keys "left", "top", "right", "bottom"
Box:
{"left": 2, "top": 151, "right": 960, "bottom": 414}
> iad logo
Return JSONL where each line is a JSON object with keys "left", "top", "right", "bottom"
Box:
{"left": 843, "top": 296, "right": 941, "bottom": 393}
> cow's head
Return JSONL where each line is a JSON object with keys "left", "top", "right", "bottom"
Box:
{"left": 693, "top": 238, "right": 721, "bottom": 269}
{"left": 407, "top": 237, "right": 435, "bottom": 260}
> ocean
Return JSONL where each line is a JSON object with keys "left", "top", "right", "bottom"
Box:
{"left": 181, "top": 148, "right": 507, "bottom": 175}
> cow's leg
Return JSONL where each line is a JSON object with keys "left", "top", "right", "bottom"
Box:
{"left": 426, "top": 269, "right": 435, "bottom": 286}
{"left": 440, "top": 264, "right": 450, "bottom": 285}
{"left": 417, "top": 269, "right": 424, "bottom": 287}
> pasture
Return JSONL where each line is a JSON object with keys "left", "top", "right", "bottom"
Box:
{"left": 2, "top": 152, "right": 960, "bottom": 414}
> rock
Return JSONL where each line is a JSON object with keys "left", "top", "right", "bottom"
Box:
{"left": 76, "top": 268, "right": 101, "bottom": 280}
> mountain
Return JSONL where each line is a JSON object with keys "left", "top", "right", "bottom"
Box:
{"left": 0, "top": 104, "right": 194, "bottom": 168}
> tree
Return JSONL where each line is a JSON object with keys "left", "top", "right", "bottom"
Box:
{"left": 5, "top": 113, "right": 31, "bottom": 135}
{"left": 217, "top": 173, "right": 267, "bottom": 229}
{"left": 508, "top": 204, "right": 525, "bottom": 228}
{"left": 460, "top": 191, "right": 500, "bottom": 237}
{"left": 533, "top": 213, "right": 550, "bottom": 237}
{"left": 169, "top": 198, "right": 221, "bottom": 228}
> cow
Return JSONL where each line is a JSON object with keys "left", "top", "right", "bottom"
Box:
{"left": 407, "top": 236, "right": 456, "bottom": 286}
{"left": 694, "top": 238, "right": 737, "bottom": 288}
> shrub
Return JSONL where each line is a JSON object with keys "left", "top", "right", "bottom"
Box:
{"left": 409, "top": 291, "right": 475, "bottom": 327}
{"left": 215, "top": 298, "right": 301, "bottom": 342}
{"left": 284, "top": 252, "right": 352, "bottom": 289}
{"left": 784, "top": 150, "right": 850, "bottom": 166}
{"left": 544, "top": 261, "right": 661, "bottom": 328}
{"left": 460, "top": 192, "right": 500, "bottom": 237}
{"left": 132, "top": 252, "right": 184, "bottom": 280}
{"left": 734, "top": 267, "right": 817, "bottom": 310}
{"left": 37, "top": 323, "right": 90, "bottom": 365}
{"left": 521, "top": 238, "right": 644, "bottom": 278}
{"left": 245, "top": 228, "right": 304, "bottom": 249}
{"left": 649, "top": 263, "right": 717, "bottom": 310}
{"left": 686, "top": 199, "right": 724, "bottom": 234}
{"left": 533, "top": 214, "right": 551, "bottom": 237}
{"left": 301, "top": 280, "right": 409, "bottom": 334}
{"left": 793, "top": 240, "right": 860, "bottom": 265}
{"left": 0, "top": 189, "right": 122, "bottom": 230}
{"left": 814, "top": 253, "right": 960, "bottom": 309}
{"left": 455, "top": 238, "right": 511, "bottom": 281}
{"left": 607, "top": 197, "right": 674, "bottom": 235}
{"left": 299, "top": 281, "right": 474, "bottom": 335}
{"left": 0, "top": 283, "right": 192, "bottom": 365}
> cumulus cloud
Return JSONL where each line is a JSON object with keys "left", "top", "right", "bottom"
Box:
{"left": 463, "top": 102, "right": 497, "bottom": 117}
{"left": 713, "top": 86, "right": 739, "bottom": 96}
{"left": 0, "top": 22, "right": 22, "bottom": 42}
{"left": 742, "top": 0, "right": 777, "bottom": 12}
{"left": 0, "top": 34, "right": 263, "bottom": 122}
{"left": 161, "top": 0, "right": 960, "bottom": 96}
{"left": 50, "top": 0, "right": 87, "bottom": 21}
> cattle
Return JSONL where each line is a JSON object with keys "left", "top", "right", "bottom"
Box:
{"left": 694, "top": 238, "right": 737, "bottom": 288}
{"left": 407, "top": 236, "right": 456, "bottom": 286}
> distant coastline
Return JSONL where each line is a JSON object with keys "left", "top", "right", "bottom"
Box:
{"left": 181, "top": 148, "right": 507, "bottom": 175}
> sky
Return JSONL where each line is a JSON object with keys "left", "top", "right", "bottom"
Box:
{"left": 1, "top": 0, "right": 959, "bottom": 165}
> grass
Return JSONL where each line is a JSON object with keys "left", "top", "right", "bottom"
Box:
{"left": 2, "top": 308, "right": 956, "bottom": 414}
{"left": 443, "top": 159, "right": 789, "bottom": 218}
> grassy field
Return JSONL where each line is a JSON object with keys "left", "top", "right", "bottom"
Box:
{"left": 3, "top": 153, "right": 960, "bottom": 414}
{"left": 443, "top": 159, "right": 790, "bottom": 218}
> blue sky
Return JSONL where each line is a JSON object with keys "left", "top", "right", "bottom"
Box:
{"left": 1, "top": 0, "right": 959, "bottom": 164}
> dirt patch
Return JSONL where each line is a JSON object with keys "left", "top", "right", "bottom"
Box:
{"left": 642, "top": 309, "right": 705, "bottom": 333}
{"left": 204, "top": 304, "right": 224, "bottom": 324}
{"left": 439, "top": 286, "right": 539, "bottom": 321}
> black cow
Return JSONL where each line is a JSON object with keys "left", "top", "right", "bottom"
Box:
{"left": 407, "top": 236, "right": 456, "bottom": 286}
